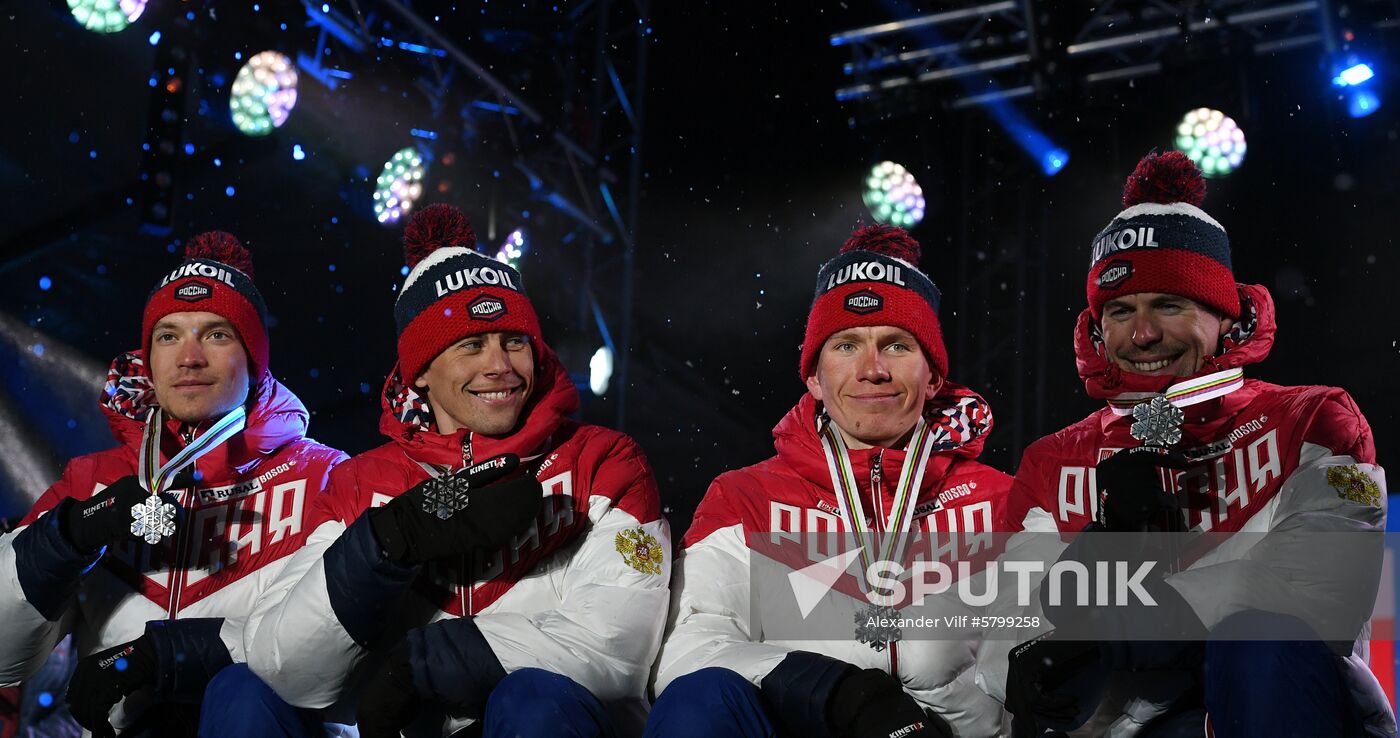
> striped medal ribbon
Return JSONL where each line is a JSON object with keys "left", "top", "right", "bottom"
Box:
{"left": 818, "top": 414, "right": 938, "bottom": 650}
{"left": 134, "top": 406, "right": 246, "bottom": 544}
{"left": 1106, "top": 367, "right": 1245, "bottom": 416}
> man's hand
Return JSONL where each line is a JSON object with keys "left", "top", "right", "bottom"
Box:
{"left": 1005, "top": 633, "right": 1104, "bottom": 738}
{"left": 828, "top": 668, "right": 954, "bottom": 738}
{"left": 1094, "top": 448, "right": 1191, "bottom": 532}
{"left": 368, "top": 454, "right": 544, "bottom": 565}
{"left": 356, "top": 641, "right": 419, "bottom": 738}
{"left": 66, "top": 636, "right": 158, "bottom": 738}
{"left": 62, "top": 476, "right": 178, "bottom": 554}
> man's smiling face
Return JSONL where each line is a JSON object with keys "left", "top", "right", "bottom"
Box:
{"left": 1101, "top": 292, "right": 1234, "bottom": 377}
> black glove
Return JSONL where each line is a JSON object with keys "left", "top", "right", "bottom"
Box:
{"left": 1094, "top": 448, "right": 1191, "bottom": 532}
{"left": 368, "top": 454, "right": 543, "bottom": 565}
{"left": 1005, "top": 633, "right": 1105, "bottom": 738}
{"left": 828, "top": 668, "right": 953, "bottom": 738}
{"left": 62, "top": 475, "right": 180, "bottom": 554}
{"left": 355, "top": 640, "right": 419, "bottom": 738}
{"left": 66, "top": 635, "right": 158, "bottom": 738}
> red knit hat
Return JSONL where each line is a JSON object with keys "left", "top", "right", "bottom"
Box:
{"left": 394, "top": 204, "right": 543, "bottom": 381}
{"left": 799, "top": 224, "right": 948, "bottom": 380}
{"left": 1086, "top": 151, "right": 1239, "bottom": 320}
{"left": 142, "top": 232, "right": 270, "bottom": 379}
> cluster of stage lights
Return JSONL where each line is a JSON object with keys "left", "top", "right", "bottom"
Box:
{"left": 373, "top": 147, "right": 427, "bottom": 224}
{"left": 67, "top": 0, "right": 145, "bottom": 33}
{"left": 1332, "top": 58, "right": 1381, "bottom": 119}
{"left": 1174, "top": 108, "right": 1247, "bottom": 178}
{"left": 863, "top": 161, "right": 925, "bottom": 228}
{"left": 231, "top": 52, "right": 299, "bottom": 136}
{"left": 495, "top": 229, "right": 527, "bottom": 270}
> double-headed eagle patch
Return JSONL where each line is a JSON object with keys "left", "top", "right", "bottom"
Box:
{"left": 1327, "top": 464, "right": 1382, "bottom": 507}
{"left": 615, "top": 527, "right": 664, "bottom": 575}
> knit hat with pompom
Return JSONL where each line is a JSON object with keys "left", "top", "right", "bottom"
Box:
{"left": 142, "top": 231, "right": 270, "bottom": 379}
{"left": 394, "top": 203, "right": 541, "bottom": 381}
{"left": 800, "top": 223, "right": 947, "bottom": 380}
{"left": 1086, "top": 150, "right": 1238, "bottom": 320}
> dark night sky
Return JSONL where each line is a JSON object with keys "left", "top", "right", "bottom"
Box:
{"left": 1, "top": 2, "right": 1397, "bottom": 536}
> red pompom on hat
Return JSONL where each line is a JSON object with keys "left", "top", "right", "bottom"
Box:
{"left": 1121, "top": 150, "right": 1207, "bottom": 209}
{"left": 1086, "top": 150, "right": 1238, "bottom": 320}
{"left": 840, "top": 223, "right": 922, "bottom": 263}
{"left": 403, "top": 203, "right": 477, "bottom": 269}
{"left": 800, "top": 223, "right": 948, "bottom": 381}
{"left": 393, "top": 204, "right": 542, "bottom": 382}
{"left": 142, "top": 231, "right": 271, "bottom": 380}
{"left": 185, "top": 230, "right": 255, "bottom": 278}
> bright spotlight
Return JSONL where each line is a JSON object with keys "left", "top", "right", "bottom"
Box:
{"left": 494, "top": 229, "right": 527, "bottom": 270}
{"left": 1041, "top": 148, "right": 1070, "bottom": 176}
{"left": 1334, "top": 63, "right": 1376, "bottom": 87}
{"left": 1174, "top": 108, "right": 1246, "bottom": 178}
{"left": 862, "top": 161, "right": 925, "bottom": 228}
{"left": 68, "top": 0, "right": 146, "bottom": 33}
{"left": 230, "top": 51, "right": 298, "bottom": 136}
{"left": 373, "top": 147, "right": 427, "bottom": 225}
{"left": 589, "top": 346, "right": 613, "bottom": 397}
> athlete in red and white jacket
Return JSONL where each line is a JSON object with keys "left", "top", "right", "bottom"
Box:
{"left": 237, "top": 205, "right": 669, "bottom": 738}
{"left": 650, "top": 225, "right": 1013, "bottom": 738}
{"left": 983, "top": 152, "right": 1394, "bottom": 738}
{"left": 0, "top": 234, "right": 344, "bottom": 736}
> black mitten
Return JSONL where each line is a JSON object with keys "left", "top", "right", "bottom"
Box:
{"left": 67, "top": 636, "right": 158, "bottom": 738}
{"left": 828, "top": 668, "right": 953, "bottom": 738}
{"left": 1094, "top": 448, "right": 1190, "bottom": 532}
{"left": 367, "top": 454, "right": 543, "bottom": 565}
{"left": 62, "top": 476, "right": 179, "bottom": 554}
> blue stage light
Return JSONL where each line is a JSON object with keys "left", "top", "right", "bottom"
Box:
{"left": 1347, "top": 89, "right": 1381, "bottom": 118}
{"left": 1041, "top": 148, "right": 1069, "bottom": 176}
{"left": 1334, "top": 62, "right": 1375, "bottom": 87}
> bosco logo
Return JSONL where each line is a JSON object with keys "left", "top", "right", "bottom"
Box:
{"left": 844, "top": 288, "right": 883, "bottom": 315}
{"left": 174, "top": 280, "right": 213, "bottom": 302}
{"left": 468, "top": 294, "right": 507, "bottom": 321}
{"left": 1096, "top": 260, "right": 1133, "bottom": 289}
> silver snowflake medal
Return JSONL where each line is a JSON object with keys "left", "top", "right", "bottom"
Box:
{"left": 130, "top": 494, "right": 177, "bottom": 545}
{"left": 855, "top": 604, "right": 903, "bottom": 652}
{"left": 420, "top": 472, "right": 471, "bottom": 520}
{"left": 1130, "top": 396, "right": 1185, "bottom": 447}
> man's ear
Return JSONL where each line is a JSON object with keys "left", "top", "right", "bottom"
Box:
{"left": 1218, "top": 316, "right": 1235, "bottom": 338}
{"left": 925, "top": 374, "right": 945, "bottom": 402}
{"left": 805, "top": 374, "right": 823, "bottom": 402}
{"left": 414, "top": 374, "right": 429, "bottom": 390}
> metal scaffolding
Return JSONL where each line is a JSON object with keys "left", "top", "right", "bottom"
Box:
{"left": 299, "top": 0, "right": 651, "bottom": 429}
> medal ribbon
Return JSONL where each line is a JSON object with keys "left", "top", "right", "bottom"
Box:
{"left": 1106, "top": 368, "right": 1245, "bottom": 416}
{"left": 138, "top": 406, "right": 247, "bottom": 494}
{"left": 818, "top": 415, "right": 938, "bottom": 595}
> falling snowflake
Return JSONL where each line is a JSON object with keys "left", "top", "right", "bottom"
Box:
{"left": 129, "top": 494, "right": 177, "bottom": 545}
{"left": 419, "top": 474, "right": 470, "bottom": 520}
{"left": 1130, "top": 396, "right": 1185, "bottom": 447}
